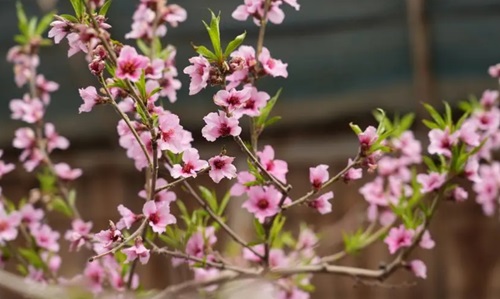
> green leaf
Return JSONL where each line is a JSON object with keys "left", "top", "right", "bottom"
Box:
{"left": 224, "top": 31, "right": 246, "bottom": 58}
{"left": 399, "top": 113, "right": 415, "bottom": 132}
{"left": 192, "top": 43, "right": 218, "bottom": 61}
{"left": 18, "top": 248, "right": 44, "bottom": 269}
{"left": 269, "top": 214, "right": 286, "bottom": 247}
{"left": 217, "top": 191, "right": 231, "bottom": 216}
{"left": 99, "top": 0, "right": 112, "bottom": 16}
{"left": 68, "top": 189, "right": 77, "bottom": 209}
{"left": 264, "top": 116, "right": 281, "bottom": 128}
{"left": 69, "top": 0, "right": 84, "bottom": 19}
{"left": 444, "top": 101, "right": 453, "bottom": 127}
{"left": 202, "top": 11, "right": 222, "bottom": 60}
{"left": 59, "top": 14, "right": 79, "bottom": 23}
{"left": 136, "top": 39, "right": 150, "bottom": 56}
{"left": 423, "top": 156, "right": 438, "bottom": 172}
{"left": 36, "top": 12, "right": 56, "bottom": 35}
{"left": 37, "top": 168, "right": 57, "bottom": 193}
{"left": 256, "top": 88, "right": 282, "bottom": 127}
{"left": 422, "top": 119, "right": 440, "bottom": 130}
{"left": 49, "top": 197, "right": 73, "bottom": 217}
{"left": 28, "top": 17, "right": 38, "bottom": 36}
{"left": 253, "top": 219, "right": 265, "bottom": 240}
{"left": 16, "top": 2, "right": 28, "bottom": 36}
{"left": 423, "top": 103, "right": 446, "bottom": 128}
{"left": 199, "top": 186, "right": 218, "bottom": 212}
{"left": 349, "top": 122, "right": 362, "bottom": 135}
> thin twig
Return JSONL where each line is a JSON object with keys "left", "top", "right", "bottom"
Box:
{"left": 233, "top": 136, "right": 291, "bottom": 193}
{"left": 282, "top": 155, "right": 361, "bottom": 210}
{"left": 154, "top": 167, "right": 209, "bottom": 194}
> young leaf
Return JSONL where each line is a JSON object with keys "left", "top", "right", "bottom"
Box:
{"left": 16, "top": 2, "right": 28, "bottom": 36}
{"left": 99, "top": 0, "right": 112, "bottom": 16}
{"left": 217, "top": 191, "right": 231, "bottom": 216}
{"left": 202, "top": 11, "right": 222, "bottom": 60}
{"left": 423, "top": 103, "right": 446, "bottom": 128}
{"left": 199, "top": 186, "right": 218, "bottom": 212}
{"left": 224, "top": 31, "right": 246, "bottom": 58}
{"left": 256, "top": 88, "right": 282, "bottom": 127}
{"left": 192, "top": 44, "right": 218, "bottom": 61}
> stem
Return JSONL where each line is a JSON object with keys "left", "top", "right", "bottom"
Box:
{"left": 149, "top": 242, "right": 259, "bottom": 275}
{"left": 154, "top": 167, "right": 209, "bottom": 193}
{"left": 282, "top": 155, "right": 361, "bottom": 210}
{"left": 233, "top": 136, "right": 290, "bottom": 193}
{"left": 181, "top": 179, "right": 265, "bottom": 260}
{"left": 88, "top": 219, "right": 148, "bottom": 262}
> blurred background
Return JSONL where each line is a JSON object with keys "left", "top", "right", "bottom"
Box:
{"left": 1, "top": 0, "right": 500, "bottom": 298}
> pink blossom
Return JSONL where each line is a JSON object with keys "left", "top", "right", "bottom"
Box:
{"left": 419, "top": 230, "right": 435, "bottom": 249}
{"left": 122, "top": 238, "right": 150, "bottom": 264}
{"left": 36, "top": 75, "right": 59, "bottom": 104}
{"left": 67, "top": 32, "right": 88, "bottom": 57}
{"left": 283, "top": 0, "right": 300, "bottom": 10}
{"left": 384, "top": 225, "right": 414, "bottom": 254}
{"left": 0, "top": 150, "right": 15, "bottom": 179}
{"left": 202, "top": 111, "right": 242, "bottom": 141}
{"left": 185, "top": 226, "right": 217, "bottom": 258}
{"left": 54, "top": 163, "right": 82, "bottom": 181}
{"left": 213, "top": 87, "right": 252, "bottom": 114}
{"left": 343, "top": 158, "right": 362, "bottom": 182}
{"left": 488, "top": 63, "right": 500, "bottom": 78}
{"left": 41, "top": 252, "right": 61, "bottom": 274}
{"left": 480, "top": 89, "right": 499, "bottom": 108}
{"left": 428, "top": 128, "right": 457, "bottom": 157}
{"left": 208, "top": 155, "right": 237, "bottom": 183}
{"left": 19, "top": 204, "right": 44, "bottom": 228}
{"left": 9, "top": 96, "right": 45, "bottom": 124}
{"left": 473, "top": 108, "right": 500, "bottom": 134}
{"left": 183, "top": 56, "right": 211, "bottom": 95}
{"left": 83, "top": 261, "right": 105, "bottom": 294}
{"left": 125, "top": 4, "right": 156, "bottom": 39}
{"left": 13, "top": 128, "right": 43, "bottom": 172}
{"left": 116, "top": 46, "right": 149, "bottom": 82}
{"left": 257, "top": 145, "right": 288, "bottom": 183}
{"left": 162, "top": 4, "right": 187, "bottom": 27}
{"left": 48, "top": 20, "right": 71, "bottom": 44}
{"left": 358, "top": 126, "right": 378, "bottom": 151}
{"left": 409, "top": 259, "right": 427, "bottom": 279}
{"left": 259, "top": 47, "right": 288, "bottom": 78}
{"left": 458, "top": 123, "right": 481, "bottom": 147}
{"left": 78, "top": 86, "right": 102, "bottom": 113}
{"left": 241, "top": 86, "right": 270, "bottom": 116}
{"left": 309, "top": 164, "right": 329, "bottom": 189}
{"left": 0, "top": 208, "right": 21, "bottom": 244}
{"left": 193, "top": 268, "right": 220, "bottom": 292}
{"left": 417, "top": 172, "right": 447, "bottom": 194}
{"left": 227, "top": 46, "right": 257, "bottom": 88}
{"left": 170, "top": 148, "right": 208, "bottom": 178}
{"left": 94, "top": 226, "right": 123, "bottom": 252}
{"left": 143, "top": 201, "right": 176, "bottom": 233}
{"left": 452, "top": 186, "right": 468, "bottom": 202}
{"left": 31, "top": 224, "right": 60, "bottom": 252}
{"left": 65, "top": 218, "right": 93, "bottom": 251}
{"left": 308, "top": 191, "right": 333, "bottom": 215}
{"left": 232, "top": 0, "right": 261, "bottom": 22}
{"left": 144, "top": 58, "right": 164, "bottom": 80}
{"left": 392, "top": 131, "right": 422, "bottom": 164}
{"left": 230, "top": 171, "right": 256, "bottom": 196}
{"left": 243, "top": 244, "right": 265, "bottom": 262}
{"left": 159, "top": 72, "right": 182, "bottom": 103}
{"left": 158, "top": 112, "right": 185, "bottom": 153}
{"left": 116, "top": 204, "right": 139, "bottom": 230}
{"left": 44, "top": 123, "right": 69, "bottom": 152}
{"left": 242, "top": 185, "right": 281, "bottom": 223}
{"left": 138, "top": 178, "right": 177, "bottom": 206}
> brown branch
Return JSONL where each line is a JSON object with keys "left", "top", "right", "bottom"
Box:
{"left": 233, "top": 136, "right": 291, "bottom": 193}
{"left": 282, "top": 155, "right": 361, "bottom": 210}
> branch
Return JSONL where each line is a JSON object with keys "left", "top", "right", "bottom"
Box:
{"left": 154, "top": 167, "right": 209, "bottom": 194}
{"left": 149, "top": 242, "right": 259, "bottom": 275}
{"left": 88, "top": 219, "right": 148, "bottom": 262}
{"left": 282, "top": 155, "right": 361, "bottom": 210}
{"left": 233, "top": 136, "right": 291, "bottom": 193}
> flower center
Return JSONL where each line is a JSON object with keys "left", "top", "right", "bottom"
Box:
{"left": 182, "top": 163, "right": 194, "bottom": 174}
{"left": 121, "top": 61, "right": 137, "bottom": 75}
{"left": 219, "top": 123, "right": 231, "bottom": 136}
{"left": 213, "top": 159, "right": 225, "bottom": 170}
{"left": 0, "top": 221, "right": 8, "bottom": 232}
{"left": 257, "top": 198, "right": 269, "bottom": 210}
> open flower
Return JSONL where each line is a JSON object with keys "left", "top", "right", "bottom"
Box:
{"left": 122, "top": 238, "right": 150, "bottom": 265}
{"left": 115, "top": 46, "right": 149, "bottom": 82}
{"left": 54, "top": 163, "right": 82, "bottom": 181}
{"left": 309, "top": 164, "right": 329, "bottom": 189}
{"left": 78, "top": 86, "right": 103, "bottom": 113}
{"left": 183, "top": 56, "right": 210, "bottom": 95}
{"left": 409, "top": 260, "right": 427, "bottom": 279}
{"left": 143, "top": 201, "right": 176, "bottom": 234}
{"left": 202, "top": 111, "right": 242, "bottom": 142}
{"left": 308, "top": 191, "right": 333, "bottom": 214}
{"left": 242, "top": 185, "right": 281, "bottom": 223}
{"left": 417, "top": 172, "right": 447, "bottom": 194}
{"left": 208, "top": 155, "right": 237, "bottom": 183}
{"left": 384, "top": 225, "right": 414, "bottom": 254}
{"left": 170, "top": 148, "right": 208, "bottom": 178}
{"left": 257, "top": 145, "right": 288, "bottom": 183}
{"left": 258, "top": 47, "right": 288, "bottom": 78}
